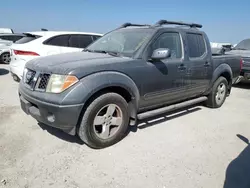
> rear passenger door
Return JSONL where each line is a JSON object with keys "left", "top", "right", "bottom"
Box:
{"left": 185, "top": 32, "right": 211, "bottom": 96}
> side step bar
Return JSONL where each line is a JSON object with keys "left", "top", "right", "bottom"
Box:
{"left": 137, "top": 96, "right": 208, "bottom": 120}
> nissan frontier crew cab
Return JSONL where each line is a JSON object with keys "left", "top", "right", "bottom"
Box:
{"left": 19, "top": 20, "right": 242, "bottom": 149}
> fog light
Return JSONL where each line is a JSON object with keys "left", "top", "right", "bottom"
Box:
{"left": 47, "top": 113, "right": 55, "bottom": 123}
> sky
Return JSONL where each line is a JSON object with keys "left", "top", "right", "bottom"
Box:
{"left": 1, "top": 0, "right": 250, "bottom": 44}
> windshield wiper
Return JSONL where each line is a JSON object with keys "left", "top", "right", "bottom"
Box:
{"left": 84, "top": 49, "right": 121, "bottom": 57}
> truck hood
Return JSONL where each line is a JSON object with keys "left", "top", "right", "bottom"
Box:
{"left": 226, "top": 50, "right": 250, "bottom": 57}
{"left": 25, "top": 51, "right": 133, "bottom": 78}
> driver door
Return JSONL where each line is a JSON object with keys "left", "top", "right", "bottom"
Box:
{"left": 139, "top": 32, "right": 187, "bottom": 110}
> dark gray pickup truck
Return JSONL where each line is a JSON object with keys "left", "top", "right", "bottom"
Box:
{"left": 19, "top": 20, "right": 242, "bottom": 148}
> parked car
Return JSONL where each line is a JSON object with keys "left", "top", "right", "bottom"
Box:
{"left": 0, "top": 28, "right": 14, "bottom": 34}
{"left": 226, "top": 38, "right": 250, "bottom": 81}
{"left": 9, "top": 31, "right": 103, "bottom": 81}
{"left": 0, "top": 33, "right": 25, "bottom": 64}
{"left": 19, "top": 20, "right": 242, "bottom": 149}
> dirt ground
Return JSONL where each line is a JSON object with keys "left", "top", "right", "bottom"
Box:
{"left": 1, "top": 64, "right": 250, "bottom": 188}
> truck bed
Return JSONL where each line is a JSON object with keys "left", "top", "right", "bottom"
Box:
{"left": 212, "top": 54, "right": 241, "bottom": 81}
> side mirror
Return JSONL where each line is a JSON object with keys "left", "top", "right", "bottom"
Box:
{"left": 151, "top": 48, "right": 171, "bottom": 60}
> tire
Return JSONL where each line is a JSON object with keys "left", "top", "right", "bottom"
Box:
{"left": 0, "top": 52, "right": 11, "bottom": 64}
{"left": 205, "top": 76, "right": 228, "bottom": 108}
{"left": 78, "top": 93, "right": 130, "bottom": 149}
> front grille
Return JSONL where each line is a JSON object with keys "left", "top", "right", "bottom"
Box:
{"left": 37, "top": 74, "right": 50, "bottom": 90}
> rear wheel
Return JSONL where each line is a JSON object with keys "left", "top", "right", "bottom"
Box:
{"left": 205, "top": 76, "right": 228, "bottom": 108}
{"left": 0, "top": 52, "right": 10, "bottom": 64}
{"left": 78, "top": 93, "right": 129, "bottom": 149}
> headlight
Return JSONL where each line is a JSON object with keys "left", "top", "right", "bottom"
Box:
{"left": 23, "top": 68, "right": 28, "bottom": 82}
{"left": 46, "top": 74, "right": 79, "bottom": 93}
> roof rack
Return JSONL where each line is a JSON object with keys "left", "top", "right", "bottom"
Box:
{"left": 41, "top": 28, "right": 48, "bottom": 31}
{"left": 154, "top": 20, "right": 202, "bottom": 28}
{"left": 118, "top": 22, "right": 151, "bottom": 29}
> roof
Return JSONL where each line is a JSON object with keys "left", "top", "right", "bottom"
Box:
{"left": 24, "top": 31, "right": 103, "bottom": 37}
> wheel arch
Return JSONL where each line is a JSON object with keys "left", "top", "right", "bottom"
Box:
{"left": 76, "top": 71, "right": 140, "bottom": 125}
{"left": 205, "top": 63, "right": 233, "bottom": 95}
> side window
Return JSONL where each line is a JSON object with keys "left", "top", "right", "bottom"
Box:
{"left": 186, "top": 33, "right": 206, "bottom": 58}
{"left": 44, "top": 35, "right": 70, "bottom": 47}
{"left": 151, "top": 32, "right": 182, "bottom": 59}
{"left": 69, "top": 35, "right": 94, "bottom": 48}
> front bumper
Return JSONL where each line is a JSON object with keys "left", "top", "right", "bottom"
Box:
{"left": 9, "top": 65, "right": 24, "bottom": 80}
{"left": 19, "top": 89, "right": 84, "bottom": 135}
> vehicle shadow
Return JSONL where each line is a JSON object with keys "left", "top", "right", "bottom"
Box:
{"left": 38, "top": 123, "right": 84, "bottom": 145}
{"left": 0, "top": 68, "right": 9, "bottom": 76}
{"left": 233, "top": 80, "right": 250, "bottom": 90}
{"left": 130, "top": 104, "right": 202, "bottom": 133}
{"left": 37, "top": 104, "right": 203, "bottom": 146}
{"left": 223, "top": 134, "right": 250, "bottom": 188}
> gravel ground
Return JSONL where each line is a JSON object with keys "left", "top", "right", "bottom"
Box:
{"left": 1, "top": 63, "right": 250, "bottom": 188}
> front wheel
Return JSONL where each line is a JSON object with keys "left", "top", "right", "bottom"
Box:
{"left": 78, "top": 93, "right": 130, "bottom": 149}
{"left": 205, "top": 76, "right": 228, "bottom": 108}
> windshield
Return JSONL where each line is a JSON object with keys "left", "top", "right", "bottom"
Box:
{"left": 86, "top": 29, "right": 153, "bottom": 57}
{"left": 234, "top": 39, "right": 250, "bottom": 50}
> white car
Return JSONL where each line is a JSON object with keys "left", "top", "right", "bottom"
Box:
{"left": 9, "top": 31, "right": 103, "bottom": 81}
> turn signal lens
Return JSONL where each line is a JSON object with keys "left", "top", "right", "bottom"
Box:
{"left": 62, "top": 75, "right": 79, "bottom": 91}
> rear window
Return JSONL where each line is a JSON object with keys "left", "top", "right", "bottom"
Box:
{"left": 15, "top": 34, "right": 41, "bottom": 44}
{"left": 0, "top": 35, "right": 24, "bottom": 42}
{"left": 186, "top": 33, "right": 206, "bottom": 58}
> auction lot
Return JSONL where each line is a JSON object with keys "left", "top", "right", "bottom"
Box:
{"left": 1, "top": 63, "right": 250, "bottom": 188}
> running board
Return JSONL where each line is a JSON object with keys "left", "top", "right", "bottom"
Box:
{"left": 137, "top": 96, "right": 208, "bottom": 120}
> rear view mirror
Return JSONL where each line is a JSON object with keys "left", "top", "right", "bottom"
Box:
{"left": 151, "top": 48, "right": 171, "bottom": 60}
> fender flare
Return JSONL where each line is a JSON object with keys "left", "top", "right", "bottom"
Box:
{"left": 78, "top": 71, "right": 140, "bottom": 119}
{"left": 205, "top": 63, "right": 233, "bottom": 95}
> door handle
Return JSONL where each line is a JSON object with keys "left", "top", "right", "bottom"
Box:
{"left": 178, "top": 64, "right": 186, "bottom": 71}
{"left": 204, "top": 62, "right": 210, "bottom": 67}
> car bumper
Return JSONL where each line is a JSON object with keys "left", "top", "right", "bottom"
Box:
{"left": 19, "top": 89, "right": 84, "bottom": 135}
{"left": 9, "top": 65, "right": 24, "bottom": 80}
